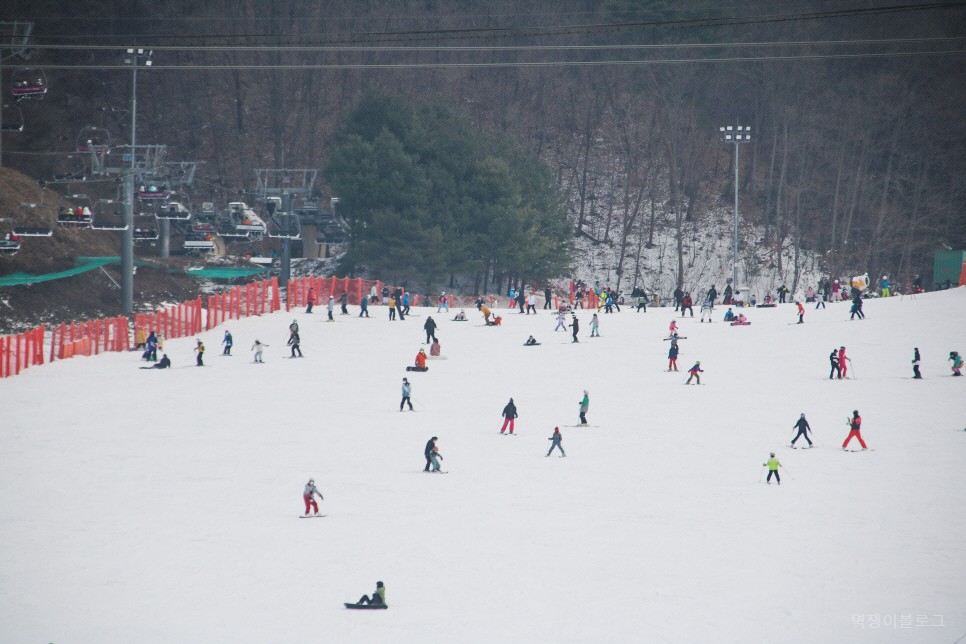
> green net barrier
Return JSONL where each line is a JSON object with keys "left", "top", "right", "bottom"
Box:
{"left": 0, "top": 257, "right": 268, "bottom": 287}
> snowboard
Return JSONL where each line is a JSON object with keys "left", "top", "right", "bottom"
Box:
{"left": 523, "top": 343, "right": 542, "bottom": 346}
{"left": 345, "top": 602, "right": 388, "bottom": 610}
{"left": 564, "top": 424, "right": 598, "bottom": 428}
{"left": 405, "top": 366, "right": 429, "bottom": 372}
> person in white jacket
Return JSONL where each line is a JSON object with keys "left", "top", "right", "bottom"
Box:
{"left": 251, "top": 339, "right": 267, "bottom": 363}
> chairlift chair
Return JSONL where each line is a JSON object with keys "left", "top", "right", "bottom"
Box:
{"left": 218, "top": 202, "right": 266, "bottom": 239}
{"left": 267, "top": 212, "right": 302, "bottom": 240}
{"left": 12, "top": 203, "right": 54, "bottom": 237}
{"left": 75, "top": 126, "right": 112, "bottom": 154}
{"left": 58, "top": 194, "right": 94, "bottom": 227}
{"left": 1, "top": 103, "right": 24, "bottom": 132}
{"left": 133, "top": 213, "right": 159, "bottom": 242}
{"left": 90, "top": 199, "right": 128, "bottom": 231}
{"left": 137, "top": 184, "right": 169, "bottom": 202}
{"left": 0, "top": 237, "right": 21, "bottom": 255}
{"left": 11, "top": 68, "right": 48, "bottom": 101}
{"left": 157, "top": 192, "right": 192, "bottom": 221}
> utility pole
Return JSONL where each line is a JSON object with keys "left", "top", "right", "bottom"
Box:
{"left": 122, "top": 47, "right": 152, "bottom": 313}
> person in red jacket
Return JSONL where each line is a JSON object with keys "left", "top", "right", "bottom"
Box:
{"left": 842, "top": 410, "right": 868, "bottom": 450}
{"left": 415, "top": 349, "right": 427, "bottom": 370}
{"left": 838, "top": 346, "right": 849, "bottom": 379}
{"left": 685, "top": 360, "right": 703, "bottom": 384}
{"left": 680, "top": 293, "right": 694, "bottom": 317}
{"left": 796, "top": 301, "right": 805, "bottom": 324}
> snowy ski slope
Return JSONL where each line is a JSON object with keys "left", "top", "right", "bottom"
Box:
{"left": 1, "top": 289, "right": 964, "bottom": 643}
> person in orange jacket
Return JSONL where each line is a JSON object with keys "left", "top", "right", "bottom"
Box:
{"left": 842, "top": 409, "right": 868, "bottom": 450}
{"left": 408, "top": 348, "right": 428, "bottom": 372}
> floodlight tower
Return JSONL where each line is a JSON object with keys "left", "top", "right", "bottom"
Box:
{"left": 121, "top": 47, "right": 152, "bottom": 313}
{"left": 719, "top": 124, "right": 751, "bottom": 294}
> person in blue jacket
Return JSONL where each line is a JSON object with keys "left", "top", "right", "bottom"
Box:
{"left": 400, "top": 377, "right": 413, "bottom": 411}
{"left": 358, "top": 294, "right": 369, "bottom": 318}
{"left": 145, "top": 331, "right": 158, "bottom": 362}
{"left": 222, "top": 330, "right": 233, "bottom": 355}
{"left": 791, "top": 413, "right": 813, "bottom": 447}
{"left": 546, "top": 427, "right": 566, "bottom": 457}
{"left": 423, "top": 437, "right": 438, "bottom": 472}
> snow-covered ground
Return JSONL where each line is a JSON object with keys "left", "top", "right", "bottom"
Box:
{"left": 1, "top": 289, "right": 964, "bottom": 643}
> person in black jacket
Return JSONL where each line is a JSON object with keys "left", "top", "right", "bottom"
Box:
{"left": 424, "top": 316, "right": 438, "bottom": 344}
{"left": 500, "top": 398, "right": 518, "bottom": 434}
{"left": 706, "top": 285, "right": 718, "bottom": 310}
{"left": 570, "top": 315, "right": 580, "bottom": 343}
{"left": 544, "top": 286, "right": 553, "bottom": 309}
{"left": 141, "top": 353, "right": 171, "bottom": 370}
{"left": 339, "top": 291, "right": 349, "bottom": 315}
{"left": 912, "top": 347, "right": 922, "bottom": 379}
{"left": 791, "top": 413, "right": 813, "bottom": 447}
{"left": 673, "top": 287, "right": 684, "bottom": 311}
{"left": 829, "top": 349, "right": 841, "bottom": 379}
{"left": 424, "top": 437, "right": 438, "bottom": 472}
{"left": 777, "top": 284, "right": 789, "bottom": 303}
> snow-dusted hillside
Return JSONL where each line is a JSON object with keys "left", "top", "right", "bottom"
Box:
{"left": 1, "top": 289, "right": 964, "bottom": 643}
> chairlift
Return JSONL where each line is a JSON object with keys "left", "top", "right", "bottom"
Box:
{"left": 90, "top": 199, "right": 128, "bottom": 231}
{"left": 157, "top": 192, "right": 192, "bottom": 221}
{"left": 191, "top": 202, "right": 216, "bottom": 233}
{"left": 1, "top": 103, "right": 24, "bottom": 132}
{"left": 137, "top": 183, "right": 169, "bottom": 202}
{"left": 58, "top": 194, "right": 94, "bottom": 227}
{"left": 12, "top": 203, "right": 54, "bottom": 237}
{"left": 217, "top": 201, "right": 266, "bottom": 239}
{"left": 133, "top": 213, "right": 159, "bottom": 242}
{"left": 267, "top": 212, "right": 302, "bottom": 240}
{"left": 76, "top": 126, "right": 112, "bottom": 153}
{"left": 184, "top": 234, "right": 216, "bottom": 254}
{"left": 51, "top": 155, "right": 88, "bottom": 183}
{"left": 11, "top": 68, "right": 48, "bottom": 101}
{"left": 0, "top": 237, "right": 21, "bottom": 255}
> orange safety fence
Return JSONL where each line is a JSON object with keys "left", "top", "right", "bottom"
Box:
{"left": 135, "top": 298, "right": 204, "bottom": 343}
{"left": 0, "top": 324, "right": 46, "bottom": 378}
{"left": 48, "top": 317, "right": 130, "bottom": 362}
{"left": 205, "top": 277, "right": 281, "bottom": 329}
{"left": 285, "top": 276, "right": 386, "bottom": 309}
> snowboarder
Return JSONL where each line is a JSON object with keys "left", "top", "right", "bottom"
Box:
{"left": 795, "top": 301, "right": 805, "bottom": 324}
{"left": 339, "top": 291, "right": 349, "bottom": 315}
{"left": 554, "top": 311, "right": 567, "bottom": 331}
{"left": 355, "top": 581, "right": 386, "bottom": 606}
{"left": 636, "top": 291, "right": 648, "bottom": 312}
{"left": 850, "top": 292, "right": 865, "bottom": 320}
{"left": 424, "top": 316, "right": 438, "bottom": 344}
{"left": 546, "top": 427, "right": 566, "bottom": 457}
{"left": 288, "top": 331, "right": 303, "bottom": 358}
{"left": 525, "top": 335, "right": 539, "bottom": 346}
{"left": 578, "top": 390, "right": 590, "bottom": 426}
{"left": 222, "top": 330, "right": 233, "bottom": 355}
{"left": 838, "top": 346, "right": 850, "bottom": 379}
{"left": 402, "top": 291, "right": 411, "bottom": 316}
{"left": 194, "top": 339, "right": 205, "bottom": 367}
{"left": 500, "top": 398, "right": 518, "bottom": 434}
{"left": 791, "top": 413, "right": 813, "bottom": 448}
{"left": 763, "top": 453, "right": 782, "bottom": 484}
{"left": 706, "top": 285, "right": 718, "bottom": 309}
{"left": 388, "top": 294, "right": 396, "bottom": 320}
{"left": 327, "top": 296, "right": 335, "bottom": 321}
{"left": 306, "top": 288, "right": 315, "bottom": 314}
{"left": 407, "top": 348, "right": 429, "bottom": 372}
{"left": 668, "top": 343, "right": 680, "bottom": 372}
{"left": 590, "top": 313, "right": 600, "bottom": 337}
{"left": 723, "top": 308, "right": 736, "bottom": 322}
{"left": 570, "top": 315, "right": 580, "bottom": 343}
{"left": 140, "top": 353, "right": 171, "bottom": 370}
{"left": 950, "top": 351, "right": 963, "bottom": 376}
{"left": 423, "top": 437, "right": 438, "bottom": 471}
{"left": 685, "top": 361, "right": 703, "bottom": 385}
{"left": 400, "top": 378, "right": 413, "bottom": 411}
{"left": 842, "top": 410, "right": 867, "bottom": 450}
{"left": 429, "top": 338, "right": 441, "bottom": 357}
{"left": 303, "top": 478, "right": 323, "bottom": 516}
{"left": 912, "top": 348, "right": 922, "bottom": 379}
{"left": 358, "top": 294, "right": 370, "bottom": 318}
{"left": 829, "top": 348, "right": 841, "bottom": 380}
{"left": 453, "top": 309, "right": 467, "bottom": 321}
{"left": 251, "top": 339, "right": 267, "bottom": 363}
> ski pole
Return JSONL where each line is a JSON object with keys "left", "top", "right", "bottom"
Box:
{"left": 758, "top": 466, "right": 766, "bottom": 483}
{"left": 848, "top": 358, "right": 856, "bottom": 380}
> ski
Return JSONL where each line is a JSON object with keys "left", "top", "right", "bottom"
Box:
{"left": 299, "top": 514, "right": 326, "bottom": 518}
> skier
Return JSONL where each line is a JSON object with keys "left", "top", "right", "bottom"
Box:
{"left": 288, "top": 330, "right": 302, "bottom": 358}
{"left": 327, "top": 296, "right": 335, "bottom": 321}
{"left": 251, "top": 339, "right": 267, "bottom": 363}
{"left": 402, "top": 291, "right": 411, "bottom": 316}
{"left": 590, "top": 313, "right": 600, "bottom": 337}
{"left": 685, "top": 361, "right": 703, "bottom": 385}
{"left": 388, "top": 294, "right": 396, "bottom": 320}
{"left": 544, "top": 286, "right": 553, "bottom": 310}
{"left": 437, "top": 292, "right": 449, "bottom": 313}
{"left": 578, "top": 390, "right": 590, "bottom": 426}
{"left": 673, "top": 286, "right": 684, "bottom": 311}
{"left": 222, "top": 330, "right": 233, "bottom": 355}
{"left": 303, "top": 478, "right": 323, "bottom": 516}
{"left": 838, "top": 346, "right": 850, "bottom": 379}
{"left": 358, "top": 294, "right": 369, "bottom": 318}
{"left": 500, "top": 398, "right": 519, "bottom": 434}
{"left": 570, "top": 315, "right": 580, "bottom": 343}
{"left": 815, "top": 286, "right": 827, "bottom": 309}
{"left": 777, "top": 284, "right": 789, "bottom": 303}
{"left": 194, "top": 339, "right": 205, "bottom": 367}
{"left": 554, "top": 310, "right": 567, "bottom": 331}
{"left": 791, "top": 413, "right": 813, "bottom": 448}
{"left": 395, "top": 287, "right": 406, "bottom": 321}
{"left": 950, "top": 351, "right": 964, "bottom": 376}
{"left": 723, "top": 283, "right": 733, "bottom": 305}
{"left": 424, "top": 316, "right": 438, "bottom": 344}
{"left": 423, "top": 437, "right": 438, "bottom": 471}
{"left": 763, "top": 453, "right": 782, "bottom": 484}
{"left": 912, "top": 348, "right": 922, "bottom": 379}
{"left": 706, "top": 284, "right": 718, "bottom": 310}
{"left": 527, "top": 292, "right": 537, "bottom": 315}
{"left": 699, "top": 299, "right": 713, "bottom": 323}
{"left": 850, "top": 292, "right": 865, "bottom": 320}
{"left": 430, "top": 445, "right": 444, "bottom": 472}
{"left": 636, "top": 291, "right": 647, "bottom": 312}
{"left": 546, "top": 427, "right": 566, "bottom": 457}
{"left": 829, "top": 348, "right": 841, "bottom": 380}
{"left": 680, "top": 292, "right": 694, "bottom": 317}
{"left": 879, "top": 275, "right": 891, "bottom": 298}
{"left": 796, "top": 301, "right": 805, "bottom": 324}
{"left": 842, "top": 410, "right": 868, "bottom": 450}
{"left": 306, "top": 288, "right": 315, "bottom": 314}
{"left": 340, "top": 291, "right": 349, "bottom": 315}
{"left": 669, "top": 320, "right": 678, "bottom": 335}
{"left": 289, "top": 319, "right": 299, "bottom": 335}
{"left": 668, "top": 342, "right": 680, "bottom": 372}
{"left": 400, "top": 377, "right": 413, "bottom": 411}
{"left": 356, "top": 581, "right": 386, "bottom": 606}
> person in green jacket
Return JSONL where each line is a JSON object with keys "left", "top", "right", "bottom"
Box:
{"left": 763, "top": 452, "right": 782, "bottom": 485}
{"left": 578, "top": 390, "right": 590, "bottom": 426}
{"left": 358, "top": 581, "right": 386, "bottom": 605}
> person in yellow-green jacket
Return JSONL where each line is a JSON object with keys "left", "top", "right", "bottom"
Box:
{"left": 357, "top": 581, "right": 386, "bottom": 606}
{"left": 763, "top": 452, "right": 782, "bottom": 485}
